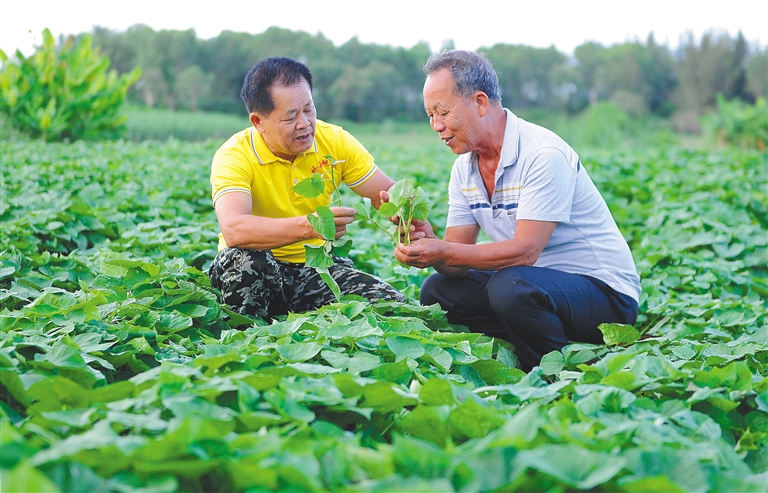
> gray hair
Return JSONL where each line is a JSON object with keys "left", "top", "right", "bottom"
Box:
{"left": 423, "top": 50, "right": 501, "bottom": 102}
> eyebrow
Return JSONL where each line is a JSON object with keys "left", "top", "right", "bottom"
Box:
{"left": 287, "top": 102, "right": 313, "bottom": 113}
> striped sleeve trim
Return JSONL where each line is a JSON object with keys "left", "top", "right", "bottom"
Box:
{"left": 347, "top": 164, "right": 378, "bottom": 188}
{"left": 213, "top": 187, "right": 252, "bottom": 204}
{"left": 249, "top": 129, "right": 264, "bottom": 164}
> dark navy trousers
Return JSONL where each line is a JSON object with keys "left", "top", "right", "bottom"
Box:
{"left": 420, "top": 266, "right": 638, "bottom": 372}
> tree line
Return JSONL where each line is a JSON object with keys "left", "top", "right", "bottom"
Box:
{"left": 84, "top": 25, "right": 766, "bottom": 129}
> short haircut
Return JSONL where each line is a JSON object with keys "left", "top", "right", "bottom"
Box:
{"left": 423, "top": 50, "right": 501, "bottom": 102}
{"left": 240, "top": 57, "right": 314, "bottom": 115}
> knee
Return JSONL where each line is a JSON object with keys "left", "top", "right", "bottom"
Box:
{"left": 419, "top": 273, "right": 449, "bottom": 307}
{"left": 485, "top": 268, "right": 556, "bottom": 318}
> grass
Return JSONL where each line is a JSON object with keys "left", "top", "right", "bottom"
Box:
{"left": 123, "top": 105, "right": 249, "bottom": 142}
{"left": 122, "top": 104, "right": 704, "bottom": 153}
{"left": 122, "top": 105, "right": 441, "bottom": 149}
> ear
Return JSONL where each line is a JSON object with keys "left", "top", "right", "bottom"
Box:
{"left": 475, "top": 91, "right": 490, "bottom": 117}
{"left": 249, "top": 112, "right": 264, "bottom": 132}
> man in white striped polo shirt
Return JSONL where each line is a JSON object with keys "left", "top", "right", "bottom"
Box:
{"left": 394, "top": 50, "right": 641, "bottom": 372}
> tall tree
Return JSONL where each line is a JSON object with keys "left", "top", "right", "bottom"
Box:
{"left": 482, "top": 43, "right": 567, "bottom": 110}
{"left": 573, "top": 37, "right": 676, "bottom": 117}
{"left": 674, "top": 30, "right": 751, "bottom": 114}
{"left": 574, "top": 42, "right": 604, "bottom": 106}
{"left": 745, "top": 48, "right": 768, "bottom": 100}
{"left": 175, "top": 65, "right": 212, "bottom": 111}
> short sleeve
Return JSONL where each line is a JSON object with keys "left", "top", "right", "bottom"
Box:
{"left": 337, "top": 129, "right": 377, "bottom": 188}
{"left": 516, "top": 147, "right": 577, "bottom": 222}
{"left": 446, "top": 161, "right": 478, "bottom": 228}
{"left": 210, "top": 145, "right": 253, "bottom": 206}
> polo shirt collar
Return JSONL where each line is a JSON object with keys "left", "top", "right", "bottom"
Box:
{"left": 248, "top": 127, "right": 318, "bottom": 165}
{"left": 457, "top": 108, "right": 520, "bottom": 171}
{"left": 499, "top": 108, "right": 520, "bottom": 169}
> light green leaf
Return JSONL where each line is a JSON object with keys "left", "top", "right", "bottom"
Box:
{"left": 292, "top": 173, "right": 325, "bottom": 198}
{"left": 599, "top": 323, "right": 641, "bottom": 346}
{"left": 318, "top": 268, "right": 341, "bottom": 301}
{"left": 307, "top": 206, "right": 335, "bottom": 240}
{"left": 277, "top": 342, "right": 323, "bottom": 363}
{"left": 304, "top": 245, "right": 334, "bottom": 269}
{"left": 419, "top": 378, "right": 454, "bottom": 406}
{"left": 540, "top": 351, "right": 565, "bottom": 375}
{"left": 379, "top": 202, "right": 399, "bottom": 217}
{"left": 386, "top": 336, "right": 425, "bottom": 361}
{"left": 348, "top": 352, "right": 381, "bottom": 375}
{"left": 519, "top": 444, "right": 626, "bottom": 489}
{"left": 353, "top": 199, "right": 371, "bottom": 220}
{"left": 423, "top": 345, "right": 452, "bottom": 372}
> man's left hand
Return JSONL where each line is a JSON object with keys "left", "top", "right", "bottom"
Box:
{"left": 394, "top": 238, "right": 447, "bottom": 268}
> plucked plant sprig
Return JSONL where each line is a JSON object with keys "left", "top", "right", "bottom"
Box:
{"left": 292, "top": 169, "right": 431, "bottom": 299}
{"left": 378, "top": 179, "right": 431, "bottom": 246}
{"left": 291, "top": 155, "right": 350, "bottom": 299}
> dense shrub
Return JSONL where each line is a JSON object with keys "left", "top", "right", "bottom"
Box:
{"left": 0, "top": 29, "right": 140, "bottom": 141}
{"left": 702, "top": 94, "right": 768, "bottom": 150}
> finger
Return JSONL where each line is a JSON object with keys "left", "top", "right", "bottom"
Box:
{"left": 330, "top": 207, "right": 357, "bottom": 217}
{"left": 394, "top": 247, "right": 409, "bottom": 264}
{"left": 334, "top": 215, "right": 355, "bottom": 225}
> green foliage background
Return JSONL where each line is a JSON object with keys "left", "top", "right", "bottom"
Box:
{"left": 80, "top": 25, "right": 767, "bottom": 127}
{"left": 1, "top": 134, "right": 767, "bottom": 492}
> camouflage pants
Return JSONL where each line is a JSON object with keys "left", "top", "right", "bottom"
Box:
{"left": 208, "top": 247, "right": 405, "bottom": 319}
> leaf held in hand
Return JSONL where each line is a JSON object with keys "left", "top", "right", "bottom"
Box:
{"left": 307, "top": 205, "right": 336, "bottom": 241}
{"left": 292, "top": 173, "right": 326, "bottom": 198}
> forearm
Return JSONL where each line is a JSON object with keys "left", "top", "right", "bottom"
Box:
{"left": 438, "top": 239, "right": 541, "bottom": 271}
{"left": 220, "top": 215, "right": 318, "bottom": 250}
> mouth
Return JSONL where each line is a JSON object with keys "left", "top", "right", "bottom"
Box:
{"left": 296, "top": 133, "right": 313, "bottom": 144}
{"left": 441, "top": 136, "right": 454, "bottom": 146}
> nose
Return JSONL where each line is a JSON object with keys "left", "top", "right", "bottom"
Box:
{"left": 431, "top": 116, "right": 445, "bottom": 133}
{"left": 296, "top": 112, "right": 309, "bottom": 130}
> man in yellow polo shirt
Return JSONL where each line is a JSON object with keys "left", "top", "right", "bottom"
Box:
{"left": 208, "top": 56, "right": 405, "bottom": 319}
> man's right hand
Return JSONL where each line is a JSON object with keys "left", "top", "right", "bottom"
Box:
{"left": 329, "top": 206, "right": 357, "bottom": 239}
{"left": 402, "top": 219, "right": 437, "bottom": 242}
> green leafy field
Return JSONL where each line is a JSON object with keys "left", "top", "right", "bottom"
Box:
{"left": 1, "top": 137, "right": 767, "bottom": 492}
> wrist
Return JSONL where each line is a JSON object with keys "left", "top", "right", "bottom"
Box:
{"left": 299, "top": 215, "right": 320, "bottom": 240}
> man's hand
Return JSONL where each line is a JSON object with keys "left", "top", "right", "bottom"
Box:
{"left": 403, "top": 219, "right": 437, "bottom": 242}
{"left": 394, "top": 238, "right": 447, "bottom": 269}
{"left": 381, "top": 189, "right": 437, "bottom": 241}
{"left": 329, "top": 207, "right": 357, "bottom": 239}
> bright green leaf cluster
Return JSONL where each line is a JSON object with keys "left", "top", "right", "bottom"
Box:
{"left": 0, "top": 29, "right": 141, "bottom": 141}
{"left": 379, "top": 179, "right": 431, "bottom": 245}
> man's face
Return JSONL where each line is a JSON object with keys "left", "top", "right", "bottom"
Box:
{"left": 251, "top": 79, "right": 316, "bottom": 161}
{"left": 423, "top": 68, "right": 479, "bottom": 155}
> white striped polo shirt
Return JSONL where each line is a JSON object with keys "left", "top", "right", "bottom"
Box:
{"left": 446, "top": 109, "right": 641, "bottom": 302}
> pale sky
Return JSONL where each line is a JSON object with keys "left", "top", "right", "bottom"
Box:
{"left": 1, "top": 0, "right": 765, "bottom": 57}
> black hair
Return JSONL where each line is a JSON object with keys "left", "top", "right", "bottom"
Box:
{"left": 240, "top": 57, "right": 314, "bottom": 115}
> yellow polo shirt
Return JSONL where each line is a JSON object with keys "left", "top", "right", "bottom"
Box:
{"left": 210, "top": 119, "right": 378, "bottom": 263}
